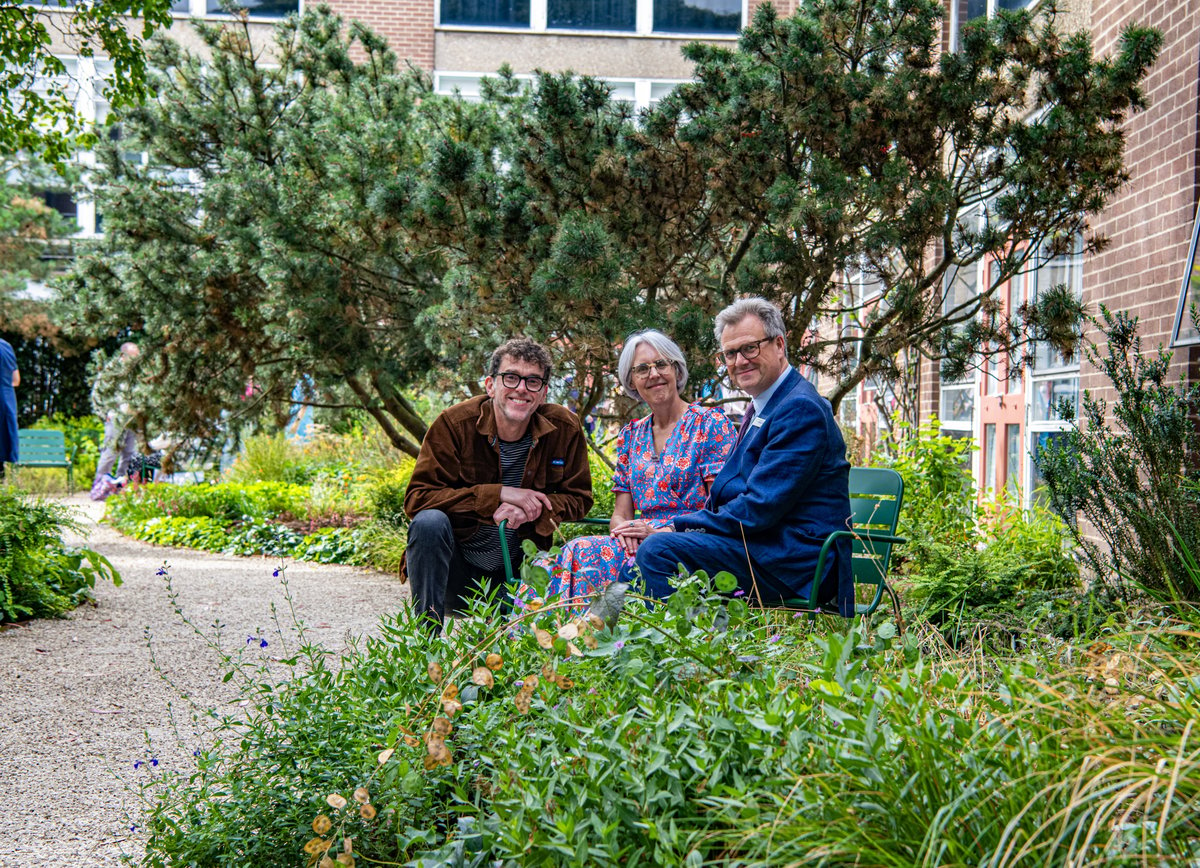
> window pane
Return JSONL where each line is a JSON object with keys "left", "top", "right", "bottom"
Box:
{"left": 997, "top": 0, "right": 1032, "bottom": 9}
{"left": 985, "top": 352, "right": 1002, "bottom": 395}
{"left": 654, "top": 0, "right": 740, "bottom": 34}
{"left": 984, "top": 423, "right": 996, "bottom": 492}
{"left": 1032, "top": 235, "right": 1083, "bottom": 372}
{"left": 1173, "top": 205, "right": 1200, "bottom": 345}
{"left": 1031, "top": 376, "right": 1078, "bottom": 422}
{"left": 549, "top": 0, "right": 634, "bottom": 29}
{"left": 1005, "top": 423, "right": 1021, "bottom": 498}
{"left": 1030, "top": 431, "right": 1068, "bottom": 507}
{"left": 171, "top": 0, "right": 189, "bottom": 11}
{"left": 952, "top": 0, "right": 987, "bottom": 49}
{"left": 441, "top": 0, "right": 529, "bottom": 25}
{"left": 943, "top": 263, "right": 977, "bottom": 321}
{"left": 207, "top": 0, "right": 297, "bottom": 16}
{"left": 940, "top": 386, "right": 973, "bottom": 424}
{"left": 42, "top": 190, "right": 77, "bottom": 227}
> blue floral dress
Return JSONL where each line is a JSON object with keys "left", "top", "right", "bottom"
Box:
{"left": 519, "top": 404, "right": 736, "bottom": 608}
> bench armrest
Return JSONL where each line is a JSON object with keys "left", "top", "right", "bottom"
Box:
{"left": 807, "top": 529, "right": 907, "bottom": 609}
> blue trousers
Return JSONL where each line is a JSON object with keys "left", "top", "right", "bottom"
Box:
{"left": 619, "top": 531, "right": 810, "bottom": 603}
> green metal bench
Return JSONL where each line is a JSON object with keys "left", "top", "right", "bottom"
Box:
{"left": 499, "top": 466, "right": 906, "bottom": 620}
{"left": 15, "top": 429, "right": 74, "bottom": 493}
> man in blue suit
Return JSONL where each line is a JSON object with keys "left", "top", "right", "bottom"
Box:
{"left": 623, "top": 297, "right": 855, "bottom": 615}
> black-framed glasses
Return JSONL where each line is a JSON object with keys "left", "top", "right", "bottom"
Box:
{"left": 630, "top": 359, "right": 672, "bottom": 380}
{"left": 497, "top": 371, "right": 547, "bottom": 391}
{"left": 715, "top": 337, "right": 774, "bottom": 365}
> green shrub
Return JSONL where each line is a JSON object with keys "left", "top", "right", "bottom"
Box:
{"left": 366, "top": 460, "right": 416, "bottom": 524}
{"left": 294, "top": 526, "right": 365, "bottom": 564}
{"left": 122, "top": 508, "right": 371, "bottom": 565}
{"left": 356, "top": 519, "right": 408, "bottom": 574}
{"left": 134, "top": 515, "right": 231, "bottom": 551}
{"left": 906, "top": 495, "right": 1080, "bottom": 620}
{"left": 877, "top": 417, "right": 977, "bottom": 563}
{"left": 106, "top": 482, "right": 309, "bottom": 528}
{"left": 224, "top": 433, "right": 308, "bottom": 484}
{"left": 0, "top": 488, "right": 121, "bottom": 622}
{"left": 585, "top": 447, "right": 615, "bottom": 519}
{"left": 136, "top": 570, "right": 1200, "bottom": 867}
{"left": 1035, "top": 307, "right": 1200, "bottom": 602}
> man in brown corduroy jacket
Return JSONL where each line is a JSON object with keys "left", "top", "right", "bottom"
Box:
{"left": 403, "top": 338, "right": 592, "bottom": 631}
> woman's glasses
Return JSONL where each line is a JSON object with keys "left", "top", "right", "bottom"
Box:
{"left": 631, "top": 359, "right": 672, "bottom": 380}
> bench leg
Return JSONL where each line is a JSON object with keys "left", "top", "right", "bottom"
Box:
{"left": 884, "top": 582, "right": 905, "bottom": 637}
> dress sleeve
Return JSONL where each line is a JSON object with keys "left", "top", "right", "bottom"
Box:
{"left": 611, "top": 421, "right": 633, "bottom": 494}
{"left": 697, "top": 408, "right": 737, "bottom": 478}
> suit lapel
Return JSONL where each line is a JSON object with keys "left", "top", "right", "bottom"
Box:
{"left": 709, "top": 369, "right": 803, "bottom": 505}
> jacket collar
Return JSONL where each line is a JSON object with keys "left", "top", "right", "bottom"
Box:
{"left": 760, "top": 366, "right": 803, "bottom": 416}
{"left": 475, "top": 397, "right": 555, "bottom": 442}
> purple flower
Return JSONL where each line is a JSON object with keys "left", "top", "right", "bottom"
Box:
{"left": 272, "top": 568, "right": 280, "bottom": 578}
{"left": 733, "top": 590, "right": 745, "bottom": 598}
{"left": 246, "top": 636, "right": 256, "bottom": 645}
{"left": 767, "top": 634, "right": 782, "bottom": 644}
{"left": 150, "top": 758, "right": 159, "bottom": 767}
{"left": 155, "top": 566, "right": 168, "bottom": 576}
{"left": 133, "top": 761, "right": 142, "bottom": 769}
{"left": 259, "top": 638, "right": 269, "bottom": 648}
{"left": 792, "top": 612, "right": 804, "bottom": 619}
{"left": 515, "top": 680, "right": 524, "bottom": 688}
{"left": 130, "top": 825, "right": 138, "bottom": 832}
{"left": 614, "top": 640, "right": 625, "bottom": 651}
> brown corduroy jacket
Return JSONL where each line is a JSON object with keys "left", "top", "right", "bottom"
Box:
{"left": 402, "top": 396, "right": 593, "bottom": 570}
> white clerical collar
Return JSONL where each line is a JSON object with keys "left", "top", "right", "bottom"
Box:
{"left": 752, "top": 365, "right": 793, "bottom": 416}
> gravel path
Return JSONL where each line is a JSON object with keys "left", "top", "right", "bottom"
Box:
{"left": 0, "top": 493, "right": 410, "bottom": 867}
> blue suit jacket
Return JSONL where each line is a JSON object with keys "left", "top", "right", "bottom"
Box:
{"left": 673, "top": 368, "right": 854, "bottom": 614}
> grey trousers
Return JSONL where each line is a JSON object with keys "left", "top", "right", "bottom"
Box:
{"left": 406, "top": 509, "right": 514, "bottom": 632}
{"left": 95, "top": 420, "right": 137, "bottom": 481}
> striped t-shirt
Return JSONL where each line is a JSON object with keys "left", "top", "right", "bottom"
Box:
{"left": 460, "top": 431, "right": 533, "bottom": 573}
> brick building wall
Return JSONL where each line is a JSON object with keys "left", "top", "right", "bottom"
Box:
{"left": 324, "top": 0, "right": 436, "bottom": 69}
{"left": 915, "top": 0, "right": 1199, "bottom": 477}
{"left": 1087, "top": 0, "right": 1200, "bottom": 389}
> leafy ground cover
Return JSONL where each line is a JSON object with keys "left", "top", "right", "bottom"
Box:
{"left": 0, "top": 487, "right": 120, "bottom": 623}
{"left": 132, "top": 565, "right": 1200, "bottom": 867}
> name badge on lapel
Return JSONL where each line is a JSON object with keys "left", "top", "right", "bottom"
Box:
{"left": 750, "top": 416, "right": 765, "bottom": 428}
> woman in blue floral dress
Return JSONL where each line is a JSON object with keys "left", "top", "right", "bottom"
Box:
{"left": 519, "top": 330, "right": 736, "bottom": 609}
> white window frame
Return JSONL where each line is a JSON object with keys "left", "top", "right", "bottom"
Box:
{"left": 433, "top": 71, "right": 686, "bottom": 113}
{"left": 435, "top": 0, "right": 746, "bottom": 37}
{"left": 175, "top": 0, "right": 303, "bottom": 21}
{"left": 949, "top": 0, "right": 1039, "bottom": 53}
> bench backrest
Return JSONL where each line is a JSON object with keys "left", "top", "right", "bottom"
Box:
{"left": 17, "top": 429, "right": 69, "bottom": 463}
{"left": 847, "top": 466, "right": 904, "bottom": 605}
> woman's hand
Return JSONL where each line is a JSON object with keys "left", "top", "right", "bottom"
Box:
{"left": 611, "top": 519, "right": 671, "bottom": 556}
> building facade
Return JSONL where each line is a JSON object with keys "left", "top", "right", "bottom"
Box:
{"left": 893, "top": 0, "right": 1200, "bottom": 506}
{"left": 24, "top": 0, "right": 1200, "bottom": 503}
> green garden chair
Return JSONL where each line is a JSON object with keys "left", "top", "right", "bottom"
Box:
{"left": 15, "top": 429, "right": 75, "bottom": 493}
{"left": 779, "top": 466, "right": 906, "bottom": 621}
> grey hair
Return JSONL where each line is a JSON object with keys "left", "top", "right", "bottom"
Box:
{"left": 617, "top": 329, "right": 689, "bottom": 400}
{"left": 713, "top": 297, "right": 787, "bottom": 345}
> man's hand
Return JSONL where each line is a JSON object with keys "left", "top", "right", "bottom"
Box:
{"left": 500, "top": 486, "right": 553, "bottom": 521}
{"left": 494, "top": 502, "right": 531, "bottom": 529}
